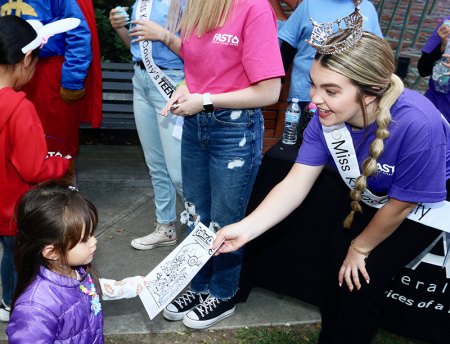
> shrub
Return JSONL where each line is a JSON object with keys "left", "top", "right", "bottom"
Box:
{"left": 93, "top": 1, "right": 134, "bottom": 62}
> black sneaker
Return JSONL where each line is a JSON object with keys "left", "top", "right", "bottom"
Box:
{"left": 163, "top": 289, "right": 209, "bottom": 321}
{"left": 183, "top": 295, "right": 236, "bottom": 329}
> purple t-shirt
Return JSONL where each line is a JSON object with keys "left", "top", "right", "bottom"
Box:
{"left": 297, "top": 89, "right": 450, "bottom": 203}
{"left": 422, "top": 16, "right": 450, "bottom": 122}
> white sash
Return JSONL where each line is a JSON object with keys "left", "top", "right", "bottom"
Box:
{"left": 137, "top": 0, "right": 176, "bottom": 101}
{"left": 136, "top": 0, "right": 183, "bottom": 139}
{"left": 322, "top": 123, "right": 450, "bottom": 234}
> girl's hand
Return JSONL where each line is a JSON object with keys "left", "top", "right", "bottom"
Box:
{"left": 130, "top": 20, "right": 166, "bottom": 43}
{"left": 338, "top": 244, "right": 370, "bottom": 291}
{"left": 211, "top": 223, "right": 250, "bottom": 255}
{"left": 109, "top": 7, "right": 129, "bottom": 30}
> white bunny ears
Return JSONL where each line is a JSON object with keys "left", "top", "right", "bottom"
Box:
{"left": 21, "top": 18, "right": 81, "bottom": 54}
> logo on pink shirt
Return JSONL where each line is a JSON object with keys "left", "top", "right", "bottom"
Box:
{"left": 212, "top": 33, "right": 239, "bottom": 46}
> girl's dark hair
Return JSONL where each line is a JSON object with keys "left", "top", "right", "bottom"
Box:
{"left": 12, "top": 180, "right": 99, "bottom": 309}
{"left": 0, "top": 15, "right": 40, "bottom": 65}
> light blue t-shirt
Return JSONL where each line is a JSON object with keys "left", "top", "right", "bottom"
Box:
{"left": 130, "top": 0, "right": 183, "bottom": 70}
{"left": 278, "top": 0, "right": 382, "bottom": 102}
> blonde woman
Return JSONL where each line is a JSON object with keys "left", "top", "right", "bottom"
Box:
{"left": 132, "top": 0, "right": 284, "bottom": 329}
{"left": 213, "top": 30, "right": 450, "bottom": 342}
{"left": 109, "top": 1, "right": 184, "bottom": 251}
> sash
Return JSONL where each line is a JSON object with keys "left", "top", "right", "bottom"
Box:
{"left": 136, "top": 0, "right": 183, "bottom": 139}
{"left": 136, "top": 0, "right": 177, "bottom": 101}
{"left": 322, "top": 123, "right": 450, "bottom": 234}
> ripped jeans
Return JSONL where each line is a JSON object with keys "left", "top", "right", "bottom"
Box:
{"left": 181, "top": 108, "right": 263, "bottom": 300}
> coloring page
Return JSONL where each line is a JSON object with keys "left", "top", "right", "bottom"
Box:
{"left": 139, "top": 222, "right": 218, "bottom": 319}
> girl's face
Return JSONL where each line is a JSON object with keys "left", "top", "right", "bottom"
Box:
{"left": 309, "top": 60, "right": 366, "bottom": 129}
{"left": 66, "top": 229, "right": 97, "bottom": 267}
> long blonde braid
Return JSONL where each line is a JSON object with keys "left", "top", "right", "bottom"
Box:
{"left": 343, "top": 74, "right": 404, "bottom": 227}
{"left": 315, "top": 32, "right": 404, "bottom": 228}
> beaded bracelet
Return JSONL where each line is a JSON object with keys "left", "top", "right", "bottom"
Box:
{"left": 350, "top": 239, "right": 371, "bottom": 258}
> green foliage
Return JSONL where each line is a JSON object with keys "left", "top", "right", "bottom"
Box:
{"left": 93, "top": 0, "right": 134, "bottom": 11}
{"left": 93, "top": 1, "right": 134, "bottom": 62}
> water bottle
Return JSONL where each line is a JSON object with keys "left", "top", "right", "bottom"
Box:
{"left": 282, "top": 98, "right": 301, "bottom": 145}
{"left": 432, "top": 20, "right": 450, "bottom": 94}
{"left": 299, "top": 102, "right": 317, "bottom": 141}
{"left": 115, "top": 6, "right": 130, "bottom": 26}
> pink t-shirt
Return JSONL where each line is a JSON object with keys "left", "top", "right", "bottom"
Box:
{"left": 180, "top": 0, "right": 284, "bottom": 94}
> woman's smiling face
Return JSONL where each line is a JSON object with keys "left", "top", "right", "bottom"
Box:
{"left": 309, "top": 60, "right": 366, "bottom": 129}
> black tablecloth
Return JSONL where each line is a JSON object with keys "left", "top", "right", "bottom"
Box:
{"left": 238, "top": 141, "right": 350, "bottom": 305}
{"left": 238, "top": 141, "right": 450, "bottom": 344}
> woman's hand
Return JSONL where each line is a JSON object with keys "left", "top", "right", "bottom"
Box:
{"left": 109, "top": 7, "right": 129, "bottom": 30}
{"left": 442, "top": 54, "right": 450, "bottom": 72}
{"left": 130, "top": 19, "right": 166, "bottom": 43}
{"left": 438, "top": 22, "right": 450, "bottom": 51}
{"left": 211, "top": 223, "right": 251, "bottom": 255}
{"left": 160, "top": 85, "right": 203, "bottom": 117}
{"left": 160, "top": 84, "right": 190, "bottom": 116}
{"left": 338, "top": 244, "right": 370, "bottom": 291}
{"left": 169, "top": 93, "right": 204, "bottom": 117}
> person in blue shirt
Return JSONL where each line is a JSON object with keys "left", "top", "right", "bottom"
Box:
{"left": 278, "top": 0, "right": 382, "bottom": 110}
{"left": 109, "top": 1, "right": 184, "bottom": 250}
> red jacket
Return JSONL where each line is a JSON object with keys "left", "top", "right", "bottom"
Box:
{"left": 0, "top": 87, "right": 70, "bottom": 236}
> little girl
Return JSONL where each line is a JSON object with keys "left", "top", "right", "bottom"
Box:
{"left": 6, "top": 181, "right": 145, "bottom": 343}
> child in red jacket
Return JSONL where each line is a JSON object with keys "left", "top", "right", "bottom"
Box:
{"left": 0, "top": 15, "right": 76, "bottom": 321}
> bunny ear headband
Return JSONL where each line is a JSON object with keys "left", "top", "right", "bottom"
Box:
{"left": 21, "top": 18, "right": 81, "bottom": 54}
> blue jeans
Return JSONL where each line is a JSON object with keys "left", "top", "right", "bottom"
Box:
{"left": 181, "top": 108, "right": 264, "bottom": 300}
{"left": 0, "top": 236, "right": 16, "bottom": 306}
{"left": 133, "top": 66, "right": 184, "bottom": 224}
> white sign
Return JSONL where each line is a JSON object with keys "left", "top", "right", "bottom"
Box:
{"left": 139, "top": 222, "right": 218, "bottom": 319}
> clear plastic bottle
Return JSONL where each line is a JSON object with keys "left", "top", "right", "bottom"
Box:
{"left": 282, "top": 98, "right": 301, "bottom": 145}
{"left": 432, "top": 20, "right": 450, "bottom": 94}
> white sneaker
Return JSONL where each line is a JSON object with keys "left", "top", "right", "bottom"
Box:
{"left": 131, "top": 223, "right": 177, "bottom": 250}
{"left": 0, "top": 300, "right": 10, "bottom": 322}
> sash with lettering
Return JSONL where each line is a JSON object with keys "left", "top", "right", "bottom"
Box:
{"left": 136, "top": 0, "right": 176, "bottom": 101}
{"left": 322, "top": 123, "right": 450, "bottom": 235}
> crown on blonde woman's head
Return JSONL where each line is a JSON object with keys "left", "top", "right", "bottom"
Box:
{"left": 306, "top": 4, "right": 364, "bottom": 55}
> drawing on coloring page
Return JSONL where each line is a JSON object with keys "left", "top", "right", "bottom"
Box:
{"left": 147, "top": 243, "right": 206, "bottom": 306}
{"left": 138, "top": 222, "right": 218, "bottom": 319}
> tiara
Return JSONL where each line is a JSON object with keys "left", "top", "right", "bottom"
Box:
{"left": 306, "top": 5, "right": 364, "bottom": 55}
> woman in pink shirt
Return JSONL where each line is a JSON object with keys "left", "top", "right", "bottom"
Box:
{"left": 132, "top": 0, "right": 284, "bottom": 329}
